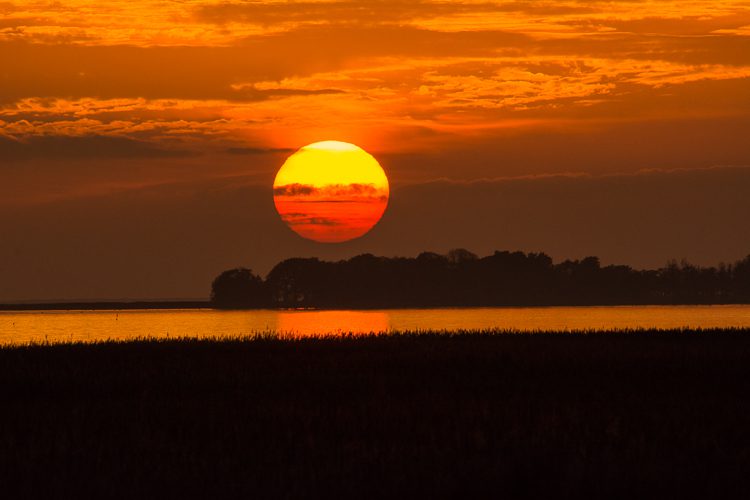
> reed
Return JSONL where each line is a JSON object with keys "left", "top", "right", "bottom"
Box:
{"left": 2, "top": 329, "right": 749, "bottom": 498}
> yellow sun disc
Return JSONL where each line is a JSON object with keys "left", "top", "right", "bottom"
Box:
{"left": 273, "top": 141, "right": 389, "bottom": 243}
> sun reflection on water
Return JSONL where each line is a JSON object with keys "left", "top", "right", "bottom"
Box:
{"left": 274, "top": 310, "right": 390, "bottom": 337}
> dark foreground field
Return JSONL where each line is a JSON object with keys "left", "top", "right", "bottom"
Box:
{"left": 2, "top": 330, "right": 750, "bottom": 498}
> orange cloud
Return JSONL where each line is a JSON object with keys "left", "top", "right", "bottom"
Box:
{"left": 0, "top": 1, "right": 747, "bottom": 176}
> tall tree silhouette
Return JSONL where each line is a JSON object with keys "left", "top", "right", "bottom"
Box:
{"left": 210, "top": 268, "right": 265, "bottom": 309}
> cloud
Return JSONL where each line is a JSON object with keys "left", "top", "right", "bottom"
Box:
{"left": 0, "top": 135, "right": 190, "bottom": 161}
{"left": 0, "top": 2, "right": 18, "bottom": 15}
{"left": 7, "top": 1, "right": 742, "bottom": 49}
{"left": 1, "top": 2, "right": 749, "bottom": 161}
{"left": 283, "top": 216, "right": 343, "bottom": 227}
{"left": 0, "top": 41, "right": 362, "bottom": 102}
{"left": 0, "top": 16, "right": 48, "bottom": 29}
{"left": 1, "top": 17, "right": 747, "bottom": 159}
{"left": 227, "top": 147, "right": 294, "bottom": 155}
{"left": 274, "top": 183, "right": 387, "bottom": 198}
{"left": 566, "top": 12, "right": 750, "bottom": 36}
{"left": 274, "top": 184, "right": 318, "bottom": 196}
{"left": 0, "top": 26, "right": 531, "bottom": 99}
{"left": 193, "top": 1, "right": 506, "bottom": 26}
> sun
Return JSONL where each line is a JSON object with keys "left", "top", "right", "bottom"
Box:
{"left": 273, "top": 141, "right": 389, "bottom": 243}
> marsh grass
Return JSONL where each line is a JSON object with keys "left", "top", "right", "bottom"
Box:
{"left": 2, "top": 329, "right": 750, "bottom": 498}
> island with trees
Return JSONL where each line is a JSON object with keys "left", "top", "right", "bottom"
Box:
{"left": 211, "top": 249, "right": 750, "bottom": 309}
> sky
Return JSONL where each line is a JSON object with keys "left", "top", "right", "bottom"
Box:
{"left": 1, "top": 0, "right": 749, "bottom": 301}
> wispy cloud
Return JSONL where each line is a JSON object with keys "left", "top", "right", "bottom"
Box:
{"left": 0, "top": 134, "right": 191, "bottom": 161}
{"left": 274, "top": 183, "right": 388, "bottom": 199}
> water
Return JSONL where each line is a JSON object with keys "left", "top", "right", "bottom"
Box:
{"left": 1, "top": 305, "right": 750, "bottom": 345}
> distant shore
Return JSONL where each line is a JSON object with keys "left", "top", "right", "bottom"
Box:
{"left": 2, "top": 299, "right": 750, "bottom": 312}
{"left": 0, "top": 301, "right": 212, "bottom": 311}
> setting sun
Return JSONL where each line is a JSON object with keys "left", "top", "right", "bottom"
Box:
{"left": 273, "top": 141, "right": 389, "bottom": 243}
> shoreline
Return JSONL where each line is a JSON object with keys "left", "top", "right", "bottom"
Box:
{"left": 2, "top": 327, "right": 749, "bottom": 348}
{"left": 2, "top": 300, "right": 750, "bottom": 312}
{"left": 0, "top": 301, "right": 212, "bottom": 311}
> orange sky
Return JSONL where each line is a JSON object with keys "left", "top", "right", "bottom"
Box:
{"left": 1, "top": 1, "right": 750, "bottom": 300}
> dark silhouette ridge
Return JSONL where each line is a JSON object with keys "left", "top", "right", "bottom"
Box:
{"left": 213, "top": 250, "right": 750, "bottom": 309}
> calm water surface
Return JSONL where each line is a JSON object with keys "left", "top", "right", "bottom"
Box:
{"left": 1, "top": 305, "right": 750, "bottom": 345}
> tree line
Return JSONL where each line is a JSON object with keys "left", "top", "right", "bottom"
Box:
{"left": 210, "top": 249, "right": 750, "bottom": 309}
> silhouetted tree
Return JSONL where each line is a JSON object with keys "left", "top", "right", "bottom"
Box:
{"left": 447, "top": 248, "right": 478, "bottom": 264}
{"left": 210, "top": 268, "right": 265, "bottom": 309}
{"left": 732, "top": 255, "right": 750, "bottom": 297}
